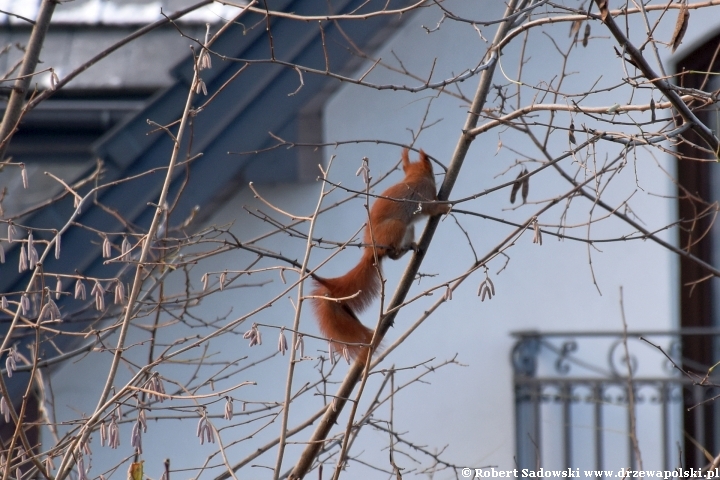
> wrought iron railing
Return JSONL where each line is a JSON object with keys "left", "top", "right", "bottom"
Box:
{"left": 513, "top": 329, "right": 720, "bottom": 471}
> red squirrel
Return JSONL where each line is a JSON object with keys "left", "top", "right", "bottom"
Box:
{"left": 311, "top": 148, "right": 450, "bottom": 360}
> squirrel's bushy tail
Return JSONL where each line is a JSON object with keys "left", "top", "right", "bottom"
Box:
{"left": 311, "top": 249, "right": 381, "bottom": 360}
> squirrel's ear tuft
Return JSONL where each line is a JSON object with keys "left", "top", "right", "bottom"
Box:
{"left": 418, "top": 149, "right": 433, "bottom": 173}
{"left": 401, "top": 148, "right": 411, "bottom": 172}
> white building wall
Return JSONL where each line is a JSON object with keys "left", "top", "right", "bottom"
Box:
{"left": 46, "top": 2, "right": 720, "bottom": 479}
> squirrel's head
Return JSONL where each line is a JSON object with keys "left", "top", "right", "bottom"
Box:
{"left": 401, "top": 148, "right": 434, "bottom": 178}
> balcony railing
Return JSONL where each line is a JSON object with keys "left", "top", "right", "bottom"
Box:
{"left": 513, "top": 329, "right": 720, "bottom": 471}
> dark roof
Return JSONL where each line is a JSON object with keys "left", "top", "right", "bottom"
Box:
{"left": 1, "top": 0, "right": 410, "bottom": 397}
